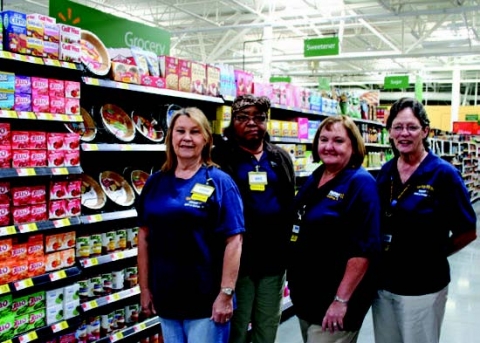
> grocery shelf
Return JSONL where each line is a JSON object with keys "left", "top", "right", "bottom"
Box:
{"left": 0, "top": 166, "right": 83, "bottom": 179}
{"left": 82, "top": 77, "right": 224, "bottom": 103}
{"left": 8, "top": 316, "right": 83, "bottom": 343}
{"left": 0, "top": 216, "right": 82, "bottom": 238}
{"left": 97, "top": 316, "right": 161, "bottom": 343}
{"left": 81, "top": 248, "right": 138, "bottom": 268}
{"left": 81, "top": 143, "right": 166, "bottom": 152}
{"left": 81, "top": 286, "right": 141, "bottom": 313}
{"left": 270, "top": 137, "right": 311, "bottom": 144}
{"left": 80, "top": 209, "right": 138, "bottom": 224}
{"left": 0, "top": 110, "right": 83, "bottom": 122}
{"left": 0, "top": 266, "right": 81, "bottom": 295}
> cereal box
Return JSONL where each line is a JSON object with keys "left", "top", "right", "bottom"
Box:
{"left": 178, "top": 59, "right": 192, "bottom": 92}
{"left": 190, "top": 61, "right": 206, "bottom": 95}
{"left": 206, "top": 65, "right": 221, "bottom": 96}
{"left": 158, "top": 56, "right": 179, "bottom": 90}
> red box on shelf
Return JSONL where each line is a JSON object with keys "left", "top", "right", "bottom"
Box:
{"left": 30, "top": 150, "right": 47, "bottom": 167}
{"left": 12, "top": 149, "right": 30, "bottom": 168}
{"left": 11, "top": 131, "right": 29, "bottom": 149}
{"left": 0, "top": 123, "right": 11, "bottom": 146}
{"left": 0, "top": 147, "right": 12, "bottom": 168}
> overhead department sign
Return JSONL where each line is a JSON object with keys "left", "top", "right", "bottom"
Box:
{"left": 384, "top": 75, "right": 409, "bottom": 90}
{"left": 304, "top": 37, "right": 339, "bottom": 57}
{"left": 49, "top": 0, "right": 170, "bottom": 55}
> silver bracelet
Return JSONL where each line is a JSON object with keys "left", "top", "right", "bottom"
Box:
{"left": 334, "top": 295, "right": 348, "bottom": 303}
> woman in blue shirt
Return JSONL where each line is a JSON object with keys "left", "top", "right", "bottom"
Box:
{"left": 372, "top": 97, "right": 477, "bottom": 343}
{"left": 137, "top": 107, "right": 245, "bottom": 343}
{"left": 288, "top": 115, "right": 381, "bottom": 343}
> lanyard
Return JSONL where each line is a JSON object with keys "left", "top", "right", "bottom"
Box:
{"left": 386, "top": 177, "right": 410, "bottom": 217}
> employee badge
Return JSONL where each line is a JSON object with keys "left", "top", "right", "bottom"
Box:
{"left": 190, "top": 183, "right": 215, "bottom": 202}
{"left": 248, "top": 171, "right": 267, "bottom": 191}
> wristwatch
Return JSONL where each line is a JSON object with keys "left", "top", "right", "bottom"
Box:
{"left": 221, "top": 287, "right": 235, "bottom": 296}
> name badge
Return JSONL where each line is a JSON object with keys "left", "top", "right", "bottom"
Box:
{"left": 248, "top": 171, "right": 267, "bottom": 191}
{"left": 191, "top": 183, "right": 215, "bottom": 202}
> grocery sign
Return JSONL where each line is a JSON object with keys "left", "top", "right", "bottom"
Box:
{"left": 384, "top": 75, "right": 409, "bottom": 89}
{"left": 49, "top": 0, "right": 170, "bottom": 55}
{"left": 304, "top": 37, "right": 339, "bottom": 57}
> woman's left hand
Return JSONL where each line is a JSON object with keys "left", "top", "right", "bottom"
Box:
{"left": 322, "top": 301, "right": 347, "bottom": 333}
{"left": 211, "top": 293, "right": 234, "bottom": 324}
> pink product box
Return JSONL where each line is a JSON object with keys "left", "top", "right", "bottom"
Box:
{"left": 47, "top": 133, "right": 65, "bottom": 150}
{"left": 140, "top": 75, "right": 166, "bottom": 89}
{"left": 49, "top": 79, "right": 64, "bottom": 98}
{"left": 178, "top": 59, "right": 192, "bottom": 92}
{"left": 29, "top": 131, "right": 46, "bottom": 150}
{"left": 43, "top": 22, "right": 59, "bottom": 43}
{"left": 0, "top": 91, "right": 15, "bottom": 110}
{"left": 0, "top": 123, "right": 11, "bottom": 146}
{"left": 44, "top": 41, "right": 59, "bottom": 59}
{"left": 31, "top": 203, "right": 47, "bottom": 222}
{"left": 30, "top": 150, "right": 47, "bottom": 167}
{"left": 15, "top": 75, "right": 31, "bottom": 94}
{"left": 49, "top": 97, "right": 65, "bottom": 114}
{"left": 297, "top": 117, "right": 309, "bottom": 139}
{"left": 59, "top": 43, "right": 81, "bottom": 63}
{"left": 11, "top": 131, "right": 29, "bottom": 149}
{"left": 14, "top": 93, "right": 32, "bottom": 112}
{"left": 64, "top": 81, "right": 80, "bottom": 99}
{"left": 12, "top": 149, "right": 30, "bottom": 168}
{"left": 32, "top": 94, "right": 50, "bottom": 113}
{"left": 27, "top": 13, "right": 56, "bottom": 25}
{"left": 58, "top": 24, "right": 81, "bottom": 44}
{"left": 31, "top": 77, "right": 49, "bottom": 95}
{"left": 64, "top": 150, "right": 80, "bottom": 167}
{"left": 47, "top": 150, "right": 65, "bottom": 167}
{"left": 63, "top": 133, "right": 80, "bottom": 150}
{"left": 2, "top": 11, "right": 27, "bottom": 54}
{"left": 0, "top": 147, "right": 12, "bottom": 168}
{"left": 65, "top": 98, "right": 80, "bottom": 115}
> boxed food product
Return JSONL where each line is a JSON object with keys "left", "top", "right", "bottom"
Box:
{"left": 11, "top": 243, "right": 27, "bottom": 261}
{"left": 158, "top": 56, "right": 179, "bottom": 90}
{"left": 30, "top": 203, "right": 47, "bottom": 222}
{"left": 32, "top": 94, "right": 50, "bottom": 113}
{"left": 64, "top": 81, "right": 80, "bottom": 99}
{"left": 190, "top": 61, "right": 206, "bottom": 95}
{"left": 49, "top": 96, "right": 65, "bottom": 114}
{"left": 111, "top": 61, "right": 140, "bottom": 84}
{"left": 11, "top": 261, "right": 29, "bottom": 282}
{"left": 178, "top": 59, "right": 192, "bottom": 92}
{"left": 30, "top": 150, "right": 47, "bottom": 167}
{"left": 0, "top": 91, "right": 14, "bottom": 110}
{"left": 0, "top": 202, "right": 10, "bottom": 226}
{"left": 1, "top": 11, "right": 27, "bottom": 54}
{"left": 0, "top": 123, "right": 11, "bottom": 146}
{"left": 59, "top": 42, "right": 81, "bottom": 63}
{"left": 0, "top": 71, "right": 15, "bottom": 91}
{"left": 14, "top": 75, "right": 31, "bottom": 95}
{"left": 14, "top": 93, "right": 32, "bottom": 112}
{"left": 206, "top": 64, "right": 221, "bottom": 96}
{"left": 140, "top": 75, "right": 165, "bottom": 88}
{"left": 0, "top": 238, "right": 12, "bottom": 261}
{"left": 26, "top": 14, "right": 44, "bottom": 40}
{"left": 43, "top": 22, "right": 59, "bottom": 43}
{"left": 0, "top": 147, "right": 10, "bottom": 168}
{"left": 29, "top": 131, "right": 46, "bottom": 149}
{"left": 26, "top": 36, "right": 43, "bottom": 57}
{"left": 27, "top": 257, "right": 46, "bottom": 277}
{"left": 58, "top": 24, "right": 81, "bottom": 44}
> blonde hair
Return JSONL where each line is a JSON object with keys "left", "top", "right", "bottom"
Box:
{"left": 161, "top": 107, "right": 218, "bottom": 172}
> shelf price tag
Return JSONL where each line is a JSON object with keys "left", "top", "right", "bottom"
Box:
{"left": 110, "top": 251, "right": 124, "bottom": 261}
{"left": 49, "top": 270, "right": 67, "bottom": 282}
{"left": 0, "top": 226, "right": 16, "bottom": 237}
{"left": 18, "top": 330, "right": 38, "bottom": 343}
{"left": 81, "top": 300, "right": 98, "bottom": 311}
{"left": 83, "top": 144, "right": 98, "bottom": 151}
{"left": 121, "top": 145, "right": 133, "bottom": 151}
{"left": 83, "top": 257, "right": 99, "bottom": 268}
{"left": 0, "top": 51, "right": 13, "bottom": 59}
{"left": 110, "top": 331, "right": 124, "bottom": 341}
{"left": 133, "top": 322, "right": 147, "bottom": 332}
{"left": 37, "top": 112, "right": 54, "bottom": 120}
{"left": 52, "top": 167, "right": 69, "bottom": 175}
{"left": 51, "top": 320, "right": 69, "bottom": 333}
{"left": 16, "top": 168, "right": 36, "bottom": 176}
{"left": 18, "top": 223, "right": 38, "bottom": 233}
{"left": 44, "top": 58, "right": 62, "bottom": 67}
{"left": 53, "top": 218, "right": 71, "bottom": 228}
{"left": 0, "top": 110, "right": 18, "bottom": 119}
{"left": 116, "top": 82, "right": 129, "bottom": 90}
{"left": 0, "top": 284, "right": 11, "bottom": 295}
{"left": 107, "top": 293, "right": 121, "bottom": 303}
{"left": 14, "top": 278, "right": 34, "bottom": 291}
{"left": 17, "top": 111, "right": 36, "bottom": 119}
{"left": 61, "top": 61, "right": 76, "bottom": 69}
{"left": 87, "top": 214, "right": 102, "bottom": 223}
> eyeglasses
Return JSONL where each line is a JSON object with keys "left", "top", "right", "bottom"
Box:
{"left": 234, "top": 114, "right": 267, "bottom": 124}
{"left": 391, "top": 125, "right": 422, "bottom": 133}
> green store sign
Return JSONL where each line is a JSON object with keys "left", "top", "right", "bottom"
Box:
{"left": 304, "top": 37, "right": 339, "bottom": 57}
{"left": 384, "top": 75, "right": 409, "bottom": 90}
{"left": 270, "top": 76, "right": 291, "bottom": 83}
{"left": 49, "top": 0, "right": 171, "bottom": 55}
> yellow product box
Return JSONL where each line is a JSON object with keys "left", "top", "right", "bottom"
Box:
{"left": 269, "top": 120, "right": 281, "bottom": 137}
{"left": 295, "top": 144, "right": 306, "bottom": 158}
{"left": 290, "top": 121, "right": 298, "bottom": 138}
{"left": 294, "top": 157, "right": 307, "bottom": 171}
{"left": 191, "top": 61, "right": 206, "bottom": 95}
{"left": 26, "top": 36, "right": 44, "bottom": 57}
{"left": 281, "top": 121, "right": 291, "bottom": 138}
{"left": 280, "top": 144, "right": 296, "bottom": 161}
{"left": 212, "top": 120, "right": 230, "bottom": 135}
{"left": 26, "top": 16, "right": 44, "bottom": 40}
{"left": 216, "top": 106, "right": 232, "bottom": 122}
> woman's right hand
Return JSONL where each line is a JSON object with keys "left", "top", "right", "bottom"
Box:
{"left": 140, "top": 288, "right": 157, "bottom": 318}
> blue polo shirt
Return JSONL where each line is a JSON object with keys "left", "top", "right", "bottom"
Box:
{"left": 288, "top": 165, "right": 381, "bottom": 330}
{"left": 376, "top": 152, "right": 477, "bottom": 295}
{"left": 137, "top": 165, "right": 245, "bottom": 319}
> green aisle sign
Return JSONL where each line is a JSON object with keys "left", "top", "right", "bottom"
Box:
{"left": 270, "top": 76, "right": 291, "bottom": 83}
{"left": 49, "top": 0, "right": 171, "bottom": 55}
{"left": 304, "top": 37, "right": 339, "bottom": 57}
{"left": 415, "top": 75, "right": 423, "bottom": 102}
{"left": 384, "top": 75, "right": 409, "bottom": 89}
{"left": 466, "top": 114, "right": 479, "bottom": 121}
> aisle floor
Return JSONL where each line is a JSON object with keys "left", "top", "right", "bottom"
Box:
{"left": 276, "top": 201, "right": 480, "bottom": 343}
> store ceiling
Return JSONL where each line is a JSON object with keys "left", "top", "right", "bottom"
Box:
{"left": 5, "top": 0, "right": 480, "bottom": 100}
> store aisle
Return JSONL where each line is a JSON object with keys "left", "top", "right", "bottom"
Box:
{"left": 276, "top": 200, "right": 480, "bottom": 343}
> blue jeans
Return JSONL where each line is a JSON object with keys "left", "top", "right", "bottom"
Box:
{"left": 159, "top": 317, "right": 230, "bottom": 343}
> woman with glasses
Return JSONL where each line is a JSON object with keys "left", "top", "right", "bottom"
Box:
{"left": 137, "top": 107, "right": 245, "bottom": 343}
{"left": 372, "top": 97, "right": 477, "bottom": 343}
{"left": 287, "top": 115, "right": 381, "bottom": 343}
{"left": 212, "top": 94, "right": 295, "bottom": 343}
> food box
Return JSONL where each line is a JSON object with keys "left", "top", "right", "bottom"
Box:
{"left": 140, "top": 75, "right": 166, "bottom": 88}
{"left": 206, "top": 64, "right": 221, "bottom": 96}
{"left": 0, "top": 91, "right": 14, "bottom": 110}
{"left": 0, "top": 123, "right": 11, "bottom": 146}
{"left": 111, "top": 61, "right": 140, "bottom": 84}
{"left": 26, "top": 15, "right": 44, "bottom": 40}
{"left": 0, "top": 146, "right": 11, "bottom": 168}
{"left": 64, "top": 81, "right": 80, "bottom": 99}
{"left": 59, "top": 42, "right": 81, "bottom": 63}
{"left": 1, "top": 11, "right": 27, "bottom": 54}
{"left": 26, "top": 36, "right": 43, "bottom": 57}
{"left": 191, "top": 61, "right": 206, "bottom": 95}
{"left": 31, "top": 77, "right": 49, "bottom": 95}
{"left": 0, "top": 71, "right": 15, "bottom": 91}
{"left": 46, "top": 287, "right": 64, "bottom": 308}
{"left": 0, "top": 313, "right": 13, "bottom": 341}
{"left": 158, "top": 56, "right": 179, "bottom": 90}
{"left": 58, "top": 24, "right": 81, "bottom": 44}
{"left": 178, "top": 59, "right": 192, "bottom": 92}
{"left": 14, "top": 93, "right": 32, "bottom": 112}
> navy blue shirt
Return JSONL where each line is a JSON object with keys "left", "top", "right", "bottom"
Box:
{"left": 376, "top": 152, "right": 476, "bottom": 295}
{"left": 288, "top": 165, "right": 381, "bottom": 330}
{"left": 137, "top": 166, "right": 245, "bottom": 319}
